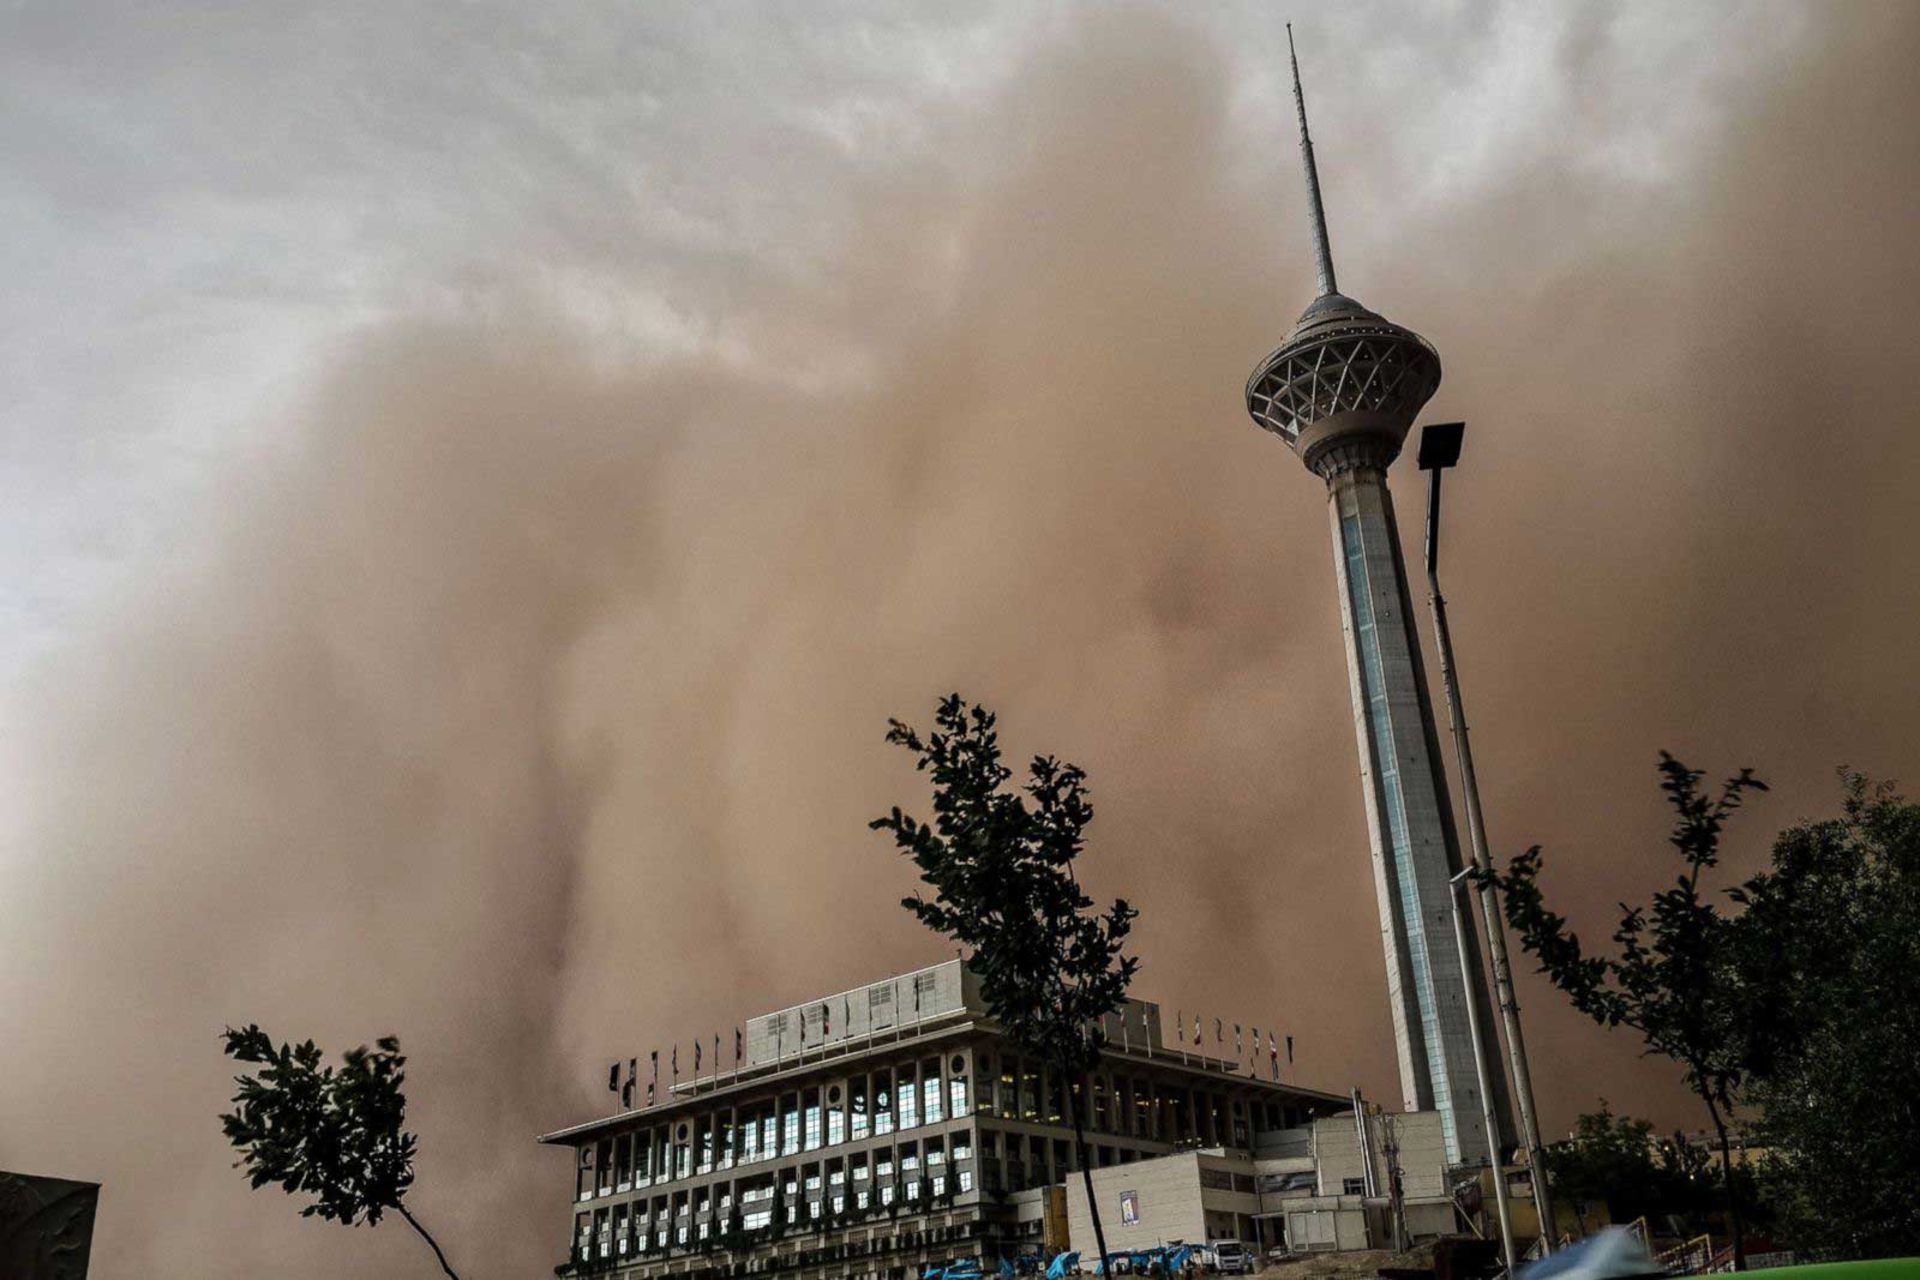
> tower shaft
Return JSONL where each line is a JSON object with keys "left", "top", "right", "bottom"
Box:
{"left": 1320, "top": 451, "right": 1513, "bottom": 1162}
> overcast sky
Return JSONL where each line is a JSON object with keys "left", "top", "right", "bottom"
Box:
{"left": 5, "top": 3, "right": 1918, "bottom": 1278}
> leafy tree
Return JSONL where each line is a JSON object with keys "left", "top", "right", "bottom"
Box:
{"left": 1546, "top": 1104, "right": 1747, "bottom": 1236}
{"left": 1492, "top": 754, "right": 1765, "bottom": 1268}
{"left": 1729, "top": 773, "right": 1920, "bottom": 1258}
{"left": 219, "top": 1025, "right": 460, "bottom": 1280}
{"left": 872, "top": 695, "right": 1138, "bottom": 1278}
{"left": 1545, "top": 1104, "right": 1659, "bottom": 1232}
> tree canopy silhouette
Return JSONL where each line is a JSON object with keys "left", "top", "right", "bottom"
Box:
{"left": 872, "top": 693, "right": 1137, "bottom": 1277}
{"left": 219, "top": 1025, "right": 460, "bottom": 1280}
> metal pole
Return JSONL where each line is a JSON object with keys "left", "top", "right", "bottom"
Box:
{"left": 1451, "top": 868, "right": 1516, "bottom": 1274}
{"left": 1424, "top": 462, "right": 1558, "bottom": 1254}
{"left": 1349, "top": 1088, "right": 1378, "bottom": 1199}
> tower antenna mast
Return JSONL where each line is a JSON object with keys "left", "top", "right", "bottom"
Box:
{"left": 1287, "top": 23, "right": 1339, "bottom": 298}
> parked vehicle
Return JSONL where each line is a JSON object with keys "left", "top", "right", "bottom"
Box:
{"left": 1209, "top": 1241, "right": 1251, "bottom": 1275}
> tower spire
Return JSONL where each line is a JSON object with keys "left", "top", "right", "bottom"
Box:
{"left": 1287, "top": 23, "right": 1339, "bottom": 298}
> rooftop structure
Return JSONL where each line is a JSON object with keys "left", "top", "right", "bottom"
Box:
{"left": 1241, "top": 28, "right": 1512, "bottom": 1163}
{"left": 539, "top": 961, "right": 1348, "bottom": 1280}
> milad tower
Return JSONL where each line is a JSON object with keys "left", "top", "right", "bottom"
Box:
{"left": 1245, "top": 32, "right": 1513, "bottom": 1164}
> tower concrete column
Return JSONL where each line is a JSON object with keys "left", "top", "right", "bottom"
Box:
{"left": 1316, "top": 449, "right": 1510, "bottom": 1161}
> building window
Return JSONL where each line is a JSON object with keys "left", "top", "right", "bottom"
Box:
{"left": 1021, "top": 1063, "right": 1040, "bottom": 1122}
{"left": 897, "top": 1069, "right": 918, "bottom": 1130}
{"left": 998, "top": 1060, "right": 1018, "bottom": 1120}
{"left": 782, "top": 1096, "right": 801, "bottom": 1156}
{"left": 922, "top": 1058, "right": 944, "bottom": 1125}
{"left": 1047, "top": 1070, "right": 1065, "bottom": 1125}
{"left": 850, "top": 1075, "right": 870, "bottom": 1140}
{"left": 1343, "top": 1177, "right": 1366, "bottom": 1195}
{"left": 950, "top": 1064, "right": 969, "bottom": 1118}
{"left": 804, "top": 1088, "right": 823, "bottom": 1151}
{"left": 828, "top": 1084, "right": 847, "bottom": 1145}
{"left": 874, "top": 1070, "right": 895, "bottom": 1135}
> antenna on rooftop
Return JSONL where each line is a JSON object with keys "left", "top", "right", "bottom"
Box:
{"left": 1287, "top": 23, "right": 1339, "bottom": 298}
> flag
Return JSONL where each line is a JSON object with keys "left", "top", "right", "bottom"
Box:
{"left": 608, "top": 1062, "right": 620, "bottom": 1093}
{"left": 672, "top": 1045, "right": 679, "bottom": 1080}
{"left": 1193, "top": 1014, "right": 1201, "bottom": 1044}
{"left": 622, "top": 1058, "right": 637, "bottom": 1108}
{"left": 650, "top": 1049, "right": 659, "bottom": 1083}
{"left": 647, "top": 1080, "right": 655, "bottom": 1107}
{"left": 695, "top": 1040, "right": 702, "bottom": 1072}
{"left": 1286, "top": 1034, "right": 1294, "bottom": 1064}
{"left": 1175, "top": 1010, "right": 1184, "bottom": 1044}
{"left": 843, "top": 994, "right": 851, "bottom": 1036}
{"left": 1214, "top": 1017, "right": 1222, "bottom": 1044}
{"left": 1235, "top": 1024, "right": 1243, "bottom": 1055}
{"left": 713, "top": 1034, "right": 720, "bottom": 1073}
{"left": 822, "top": 1001, "right": 831, "bottom": 1036}
{"left": 735, "top": 1028, "right": 743, "bottom": 1064}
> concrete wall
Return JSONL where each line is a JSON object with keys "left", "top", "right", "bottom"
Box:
{"left": 1063, "top": 1152, "right": 1208, "bottom": 1255}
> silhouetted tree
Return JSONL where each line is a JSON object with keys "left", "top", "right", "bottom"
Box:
{"left": 219, "top": 1025, "right": 459, "bottom": 1279}
{"left": 1730, "top": 772, "right": 1920, "bottom": 1259}
{"left": 1546, "top": 1103, "right": 1736, "bottom": 1235}
{"left": 873, "top": 695, "right": 1138, "bottom": 1279}
{"left": 1492, "top": 754, "right": 1764, "bottom": 1269}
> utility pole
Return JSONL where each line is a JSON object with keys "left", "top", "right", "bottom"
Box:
{"left": 1420, "top": 421, "right": 1557, "bottom": 1256}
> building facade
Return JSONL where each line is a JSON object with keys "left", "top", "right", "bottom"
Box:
{"left": 540, "top": 962, "right": 1349, "bottom": 1279}
{"left": 1063, "top": 1109, "right": 1465, "bottom": 1259}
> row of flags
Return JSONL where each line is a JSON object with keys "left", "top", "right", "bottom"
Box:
{"left": 606, "top": 1028, "right": 747, "bottom": 1110}
{"left": 1167, "top": 1009, "right": 1294, "bottom": 1081}
{"left": 608, "top": 997, "right": 1297, "bottom": 1111}
{"left": 606, "top": 978, "right": 945, "bottom": 1112}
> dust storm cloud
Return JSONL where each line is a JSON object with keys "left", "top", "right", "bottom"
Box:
{"left": 4, "top": 4, "right": 1919, "bottom": 1277}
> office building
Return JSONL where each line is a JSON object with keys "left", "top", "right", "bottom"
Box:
{"left": 541, "top": 961, "right": 1347, "bottom": 1279}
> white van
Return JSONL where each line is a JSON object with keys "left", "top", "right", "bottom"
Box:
{"left": 1210, "top": 1241, "right": 1251, "bottom": 1274}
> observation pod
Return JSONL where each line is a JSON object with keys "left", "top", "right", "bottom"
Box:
{"left": 1245, "top": 293, "right": 1442, "bottom": 476}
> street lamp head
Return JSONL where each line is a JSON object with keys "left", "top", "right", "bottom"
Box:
{"left": 1417, "top": 421, "right": 1465, "bottom": 471}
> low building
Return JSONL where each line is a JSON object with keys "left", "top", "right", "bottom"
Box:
{"left": 1062, "top": 1108, "right": 1459, "bottom": 1258}
{"left": 539, "top": 961, "right": 1349, "bottom": 1279}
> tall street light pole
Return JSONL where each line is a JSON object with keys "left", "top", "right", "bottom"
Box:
{"left": 1418, "top": 421, "right": 1558, "bottom": 1256}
